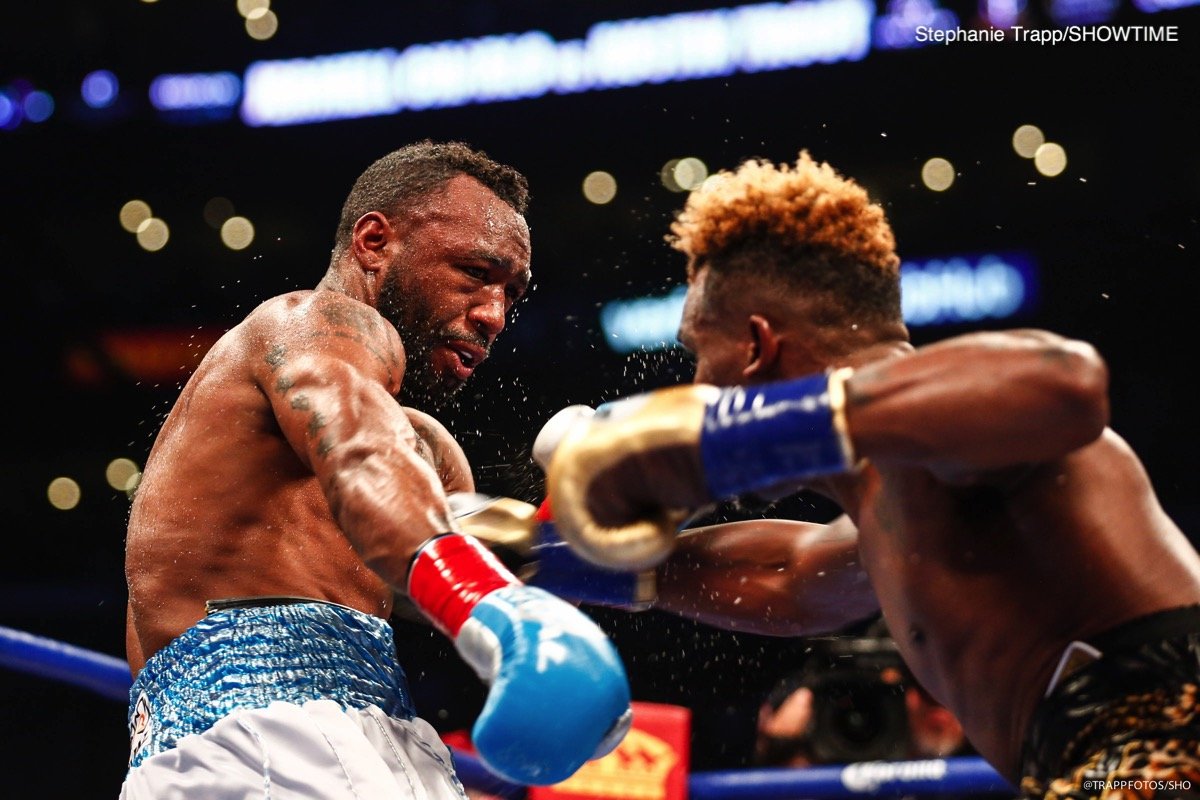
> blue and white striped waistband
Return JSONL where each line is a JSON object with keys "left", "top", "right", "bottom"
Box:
{"left": 127, "top": 601, "right": 414, "bottom": 769}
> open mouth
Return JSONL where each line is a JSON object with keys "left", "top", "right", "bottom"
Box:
{"left": 442, "top": 340, "right": 487, "bottom": 381}
{"left": 450, "top": 344, "right": 481, "bottom": 369}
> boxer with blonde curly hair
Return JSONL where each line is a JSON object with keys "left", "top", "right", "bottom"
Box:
{"left": 541, "top": 150, "right": 1200, "bottom": 799}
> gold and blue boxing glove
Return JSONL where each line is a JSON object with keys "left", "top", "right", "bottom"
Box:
{"left": 538, "top": 369, "right": 857, "bottom": 571}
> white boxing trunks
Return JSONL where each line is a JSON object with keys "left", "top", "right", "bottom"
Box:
{"left": 121, "top": 599, "right": 467, "bottom": 800}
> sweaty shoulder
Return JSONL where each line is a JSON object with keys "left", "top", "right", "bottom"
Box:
{"left": 240, "top": 290, "right": 406, "bottom": 396}
{"left": 403, "top": 407, "right": 474, "bottom": 494}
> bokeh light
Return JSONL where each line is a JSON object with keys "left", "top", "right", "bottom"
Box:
{"left": 106, "top": 458, "right": 141, "bottom": 492}
{"left": 673, "top": 157, "right": 708, "bottom": 191}
{"left": 221, "top": 216, "right": 256, "bottom": 250}
{"left": 921, "top": 157, "right": 955, "bottom": 191}
{"left": 23, "top": 91, "right": 54, "bottom": 123}
{"left": 246, "top": 9, "right": 279, "bottom": 40}
{"left": 237, "top": 0, "right": 270, "bottom": 17}
{"left": 582, "top": 171, "right": 618, "bottom": 204}
{"left": 119, "top": 200, "right": 152, "bottom": 233}
{"left": 0, "top": 93, "right": 17, "bottom": 128}
{"left": 1034, "top": 142, "right": 1067, "bottom": 177}
{"left": 136, "top": 218, "right": 170, "bottom": 251}
{"left": 81, "top": 70, "right": 119, "bottom": 109}
{"left": 661, "top": 159, "right": 683, "bottom": 192}
{"left": 1012, "top": 124, "right": 1045, "bottom": 159}
{"left": 47, "top": 477, "right": 81, "bottom": 511}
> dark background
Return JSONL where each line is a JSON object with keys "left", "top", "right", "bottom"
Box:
{"left": 2, "top": 1, "right": 1198, "bottom": 796}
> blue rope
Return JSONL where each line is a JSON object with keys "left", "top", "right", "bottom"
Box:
{"left": 0, "top": 624, "right": 1018, "bottom": 798}
{"left": 0, "top": 624, "right": 132, "bottom": 702}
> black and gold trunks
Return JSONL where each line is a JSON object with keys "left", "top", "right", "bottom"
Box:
{"left": 1020, "top": 604, "right": 1200, "bottom": 799}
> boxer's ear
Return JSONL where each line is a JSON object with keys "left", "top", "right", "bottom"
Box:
{"left": 745, "top": 314, "right": 781, "bottom": 380}
{"left": 351, "top": 211, "right": 394, "bottom": 271}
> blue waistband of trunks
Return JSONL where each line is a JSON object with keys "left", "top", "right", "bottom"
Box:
{"left": 126, "top": 600, "right": 415, "bottom": 770}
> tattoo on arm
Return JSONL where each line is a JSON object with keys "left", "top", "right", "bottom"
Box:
{"left": 320, "top": 302, "right": 377, "bottom": 334}
{"left": 264, "top": 302, "right": 401, "bottom": 465}
{"left": 307, "top": 411, "right": 327, "bottom": 440}
{"left": 266, "top": 345, "right": 294, "bottom": 393}
{"left": 300, "top": 328, "right": 393, "bottom": 373}
{"left": 319, "top": 304, "right": 397, "bottom": 371}
{"left": 303, "top": 406, "right": 334, "bottom": 460}
{"left": 284, "top": 389, "right": 331, "bottom": 459}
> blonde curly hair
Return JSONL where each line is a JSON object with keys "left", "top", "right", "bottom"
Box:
{"left": 668, "top": 151, "right": 902, "bottom": 324}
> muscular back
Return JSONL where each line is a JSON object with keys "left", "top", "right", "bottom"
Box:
{"left": 818, "top": 332, "right": 1200, "bottom": 778}
{"left": 125, "top": 290, "right": 471, "bottom": 674}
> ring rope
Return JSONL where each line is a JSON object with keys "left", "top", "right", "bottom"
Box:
{"left": 0, "top": 624, "right": 1015, "bottom": 797}
{"left": 0, "top": 623, "right": 132, "bottom": 702}
{"left": 690, "top": 760, "right": 1014, "bottom": 798}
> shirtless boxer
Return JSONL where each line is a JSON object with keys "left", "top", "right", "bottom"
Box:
{"left": 540, "top": 152, "right": 1200, "bottom": 798}
{"left": 122, "top": 141, "right": 631, "bottom": 799}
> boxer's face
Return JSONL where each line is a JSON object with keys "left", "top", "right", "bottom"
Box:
{"left": 678, "top": 266, "right": 748, "bottom": 386}
{"left": 377, "top": 175, "right": 531, "bottom": 407}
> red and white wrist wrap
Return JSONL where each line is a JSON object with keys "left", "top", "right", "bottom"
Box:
{"left": 407, "top": 533, "right": 521, "bottom": 637}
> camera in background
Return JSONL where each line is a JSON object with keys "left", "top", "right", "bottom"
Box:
{"left": 754, "top": 632, "right": 968, "bottom": 767}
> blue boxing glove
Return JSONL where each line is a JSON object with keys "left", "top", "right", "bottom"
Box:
{"left": 408, "top": 533, "right": 632, "bottom": 785}
{"left": 539, "top": 370, "right": 858, "bottom": 570}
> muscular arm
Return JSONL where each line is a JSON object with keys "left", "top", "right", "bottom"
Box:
{"left": 654, "top": 516, "right": 878, "bottom": 636}
{"left": 403, "top": 406, "right": 475, "bottom": 495}
{"left": 250, "top": 293, "right": 456, "bottom": 591}
{"left": 845, "top": 330, "right": 1109, "bottom": 480}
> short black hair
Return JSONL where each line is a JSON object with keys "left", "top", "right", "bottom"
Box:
{"left": 332, "top": 140, "right": 529, "bottom": 252}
